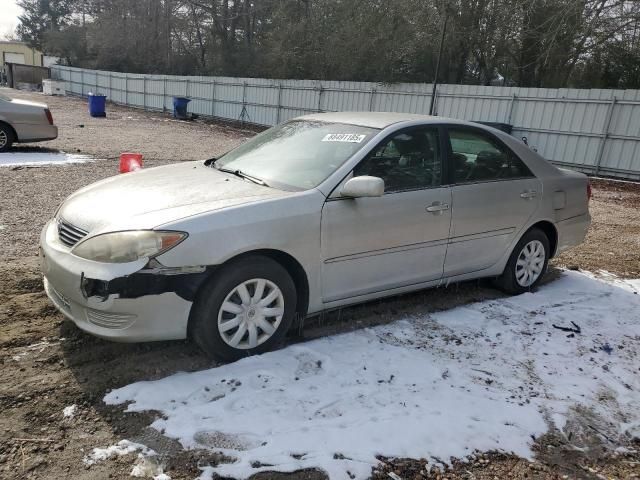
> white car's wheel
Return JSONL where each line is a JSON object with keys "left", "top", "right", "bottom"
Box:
{"left": 190, "top": 256, "right": 297, "bottom": 361}
{"left": 496, "top": 228, "right": 550, "bottom": 294}
{"left": 0, "top": 123, "right": 15, "bottom": 152}
{"left": 515, "top": 239, "right": 546, "bottom": 287}
{"left": 217, "top": 278, "right": 285, "bottom": 350}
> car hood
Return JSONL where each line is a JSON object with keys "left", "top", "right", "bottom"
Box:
{"left": 58, "top": 161, "right": 289, "bottom": 233}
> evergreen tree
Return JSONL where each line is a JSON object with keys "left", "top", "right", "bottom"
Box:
{"left": 16, "top": 0, "right": 76, "bottom": 49}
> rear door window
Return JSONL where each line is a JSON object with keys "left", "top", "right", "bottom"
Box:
{"left": 448, "top": 129, "right": 533, "bottom": 183}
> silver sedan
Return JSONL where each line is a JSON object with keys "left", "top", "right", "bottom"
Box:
{"left": 40, "top": 113, "right": 591, "bottom": 360}
{"left": 0, "top": 91, "right": 58, "bottom": 152}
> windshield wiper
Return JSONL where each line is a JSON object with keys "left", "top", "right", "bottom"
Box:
{"left": 217, "top": 167, "right": 269, "bottom": 187}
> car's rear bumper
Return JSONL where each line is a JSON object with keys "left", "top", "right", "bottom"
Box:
{"left": 15, "top": 123, "right": 58, "bottom": 142}
{"left": 555, "top": 213, "right": 591, "bottom": 255}
{"left": 40, "top": 220, "right": 191, "bottom": 342}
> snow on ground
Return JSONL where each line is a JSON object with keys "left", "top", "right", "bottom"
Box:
{"left": 85, "top": 440, "right": 170, "bottom": 479}
{"left": 0, "top": 151, "right": 93, "bottom": 167}
{"left": 104, "top": 271, "right": 640, "bottom": 479}
{"left": 83, "top": 440, "right": 154, "bottom": 466}
{"left": 62, "top": 404, "right": 77, "bottom": 418}
{"left": 11, "top": 338, "right": 60, "bottom": 362}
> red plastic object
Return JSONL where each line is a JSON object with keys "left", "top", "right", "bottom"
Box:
{"left": 119, "top": 153, "right": 143, "bottom": 173}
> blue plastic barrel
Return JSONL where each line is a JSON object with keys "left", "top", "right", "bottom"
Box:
{"left": 172, "top": 97, "right": 191, "bottom": 119}
{"left": 88, "top": 93, "right": 107, "bottom": 117}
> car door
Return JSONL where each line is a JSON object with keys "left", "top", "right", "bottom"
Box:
{"left": 321, "top": 126, "right": 452, "bottom": 303}
{"left": 444, "top": 126, "right": 541, "bottom": 277}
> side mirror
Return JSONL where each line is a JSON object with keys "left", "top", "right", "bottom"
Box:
{"left": 340, "top": 176, "right": 384, "bottom": 198}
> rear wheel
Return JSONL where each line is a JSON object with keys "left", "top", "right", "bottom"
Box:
{"left": 190, "top": 256, "right": 297, "bottom": 361}
{"left": 0, "top": 124, "right": 15, "bottom": 152}
{"left": 495, "top": 228, "right": 550, "bottom": 294}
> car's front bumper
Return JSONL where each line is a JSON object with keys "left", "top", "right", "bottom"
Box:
{"left": 40, "top": 220, "right": 192, "bottom": 342}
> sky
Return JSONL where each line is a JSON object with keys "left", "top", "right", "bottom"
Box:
{"left": 0, "top": 0, "right": 22, "bottom": 39}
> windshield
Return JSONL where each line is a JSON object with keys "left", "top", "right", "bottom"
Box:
{"left": 214, "top": 120, "right": 379, "bottom": 190}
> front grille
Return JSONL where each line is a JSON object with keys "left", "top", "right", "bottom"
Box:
{"left": 57, "top": 219, "right": 88, "bottom": 248}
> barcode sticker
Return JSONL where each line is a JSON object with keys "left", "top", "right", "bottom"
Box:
{"left": 322, "top": 133, "right": 367, "bottom": 143}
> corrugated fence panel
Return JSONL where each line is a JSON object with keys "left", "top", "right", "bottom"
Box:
{"left": 110, "top": 73, "right": 126, "bottom": 104}
{"left": 144, "top": 76, "right": 165, "bottom": 111}
{"left": 51, "top": 65, "right": 640, "bottom": 180}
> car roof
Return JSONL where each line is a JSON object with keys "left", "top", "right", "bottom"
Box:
{"left": 296, "top": 111, "right": 469, "bottom": 129}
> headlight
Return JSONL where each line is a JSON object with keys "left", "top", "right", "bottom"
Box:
{"left": 72, "top": 230, "right": 187, "bottom": 263}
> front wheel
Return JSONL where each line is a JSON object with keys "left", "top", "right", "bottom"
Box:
{"left": 495, "top": 228, "right": 550, "bottom": 295}
{"left": 190, "top": 256, "right": 297, "bottom": 361}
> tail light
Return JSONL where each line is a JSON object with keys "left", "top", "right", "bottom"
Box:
{"left": 44, "top": 108, "right": 54, "bottom": 125}
{"left": 587, "top": 182, "right": 592, "bottom": 202}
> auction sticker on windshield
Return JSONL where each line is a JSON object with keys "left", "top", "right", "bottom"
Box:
{"left": 322, "top": 133, "right": 367, "bottom": 143}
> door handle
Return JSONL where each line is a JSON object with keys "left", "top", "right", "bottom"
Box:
{"left": 426, "top": 202, "right": 450, "bottom": 214}
{"left": 520, "top": 190, "right": 537, "bottom": 199}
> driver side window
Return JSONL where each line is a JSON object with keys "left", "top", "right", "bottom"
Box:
{"left": 353, "top": 128, "right": 441, "bottom": 193}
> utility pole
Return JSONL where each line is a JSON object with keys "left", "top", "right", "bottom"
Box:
{"left": 429, "top": 14, "right": 448, "bottom": 115}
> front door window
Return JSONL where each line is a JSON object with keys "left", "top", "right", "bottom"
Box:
{"left": 354, "top": 128, "right": 442, "bottom": 192}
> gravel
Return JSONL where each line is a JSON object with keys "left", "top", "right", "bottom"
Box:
{"left": 0, "top": 86, "right": 256, "bottom": 162}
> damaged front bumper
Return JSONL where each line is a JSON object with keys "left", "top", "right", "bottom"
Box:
{"left": 40, "top": 220, "right": 206, "bottom": 342}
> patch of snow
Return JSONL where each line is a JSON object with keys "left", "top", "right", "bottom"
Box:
{"left": 11, "top": 339, "right": 57, "bottom": 361}
{"left": 27, "top": 340, "right": 56, "bottom": 352}
{"left": 63, "top": 404, "right": 77, "bottom": 418}
{"left": 104, "top": 271, "right": 640, "bottom": 479}
{"left": 85, "top": 440, "right": 169, "bottom": 478}
{"left": 582, "top": 270, "right": 640, "bottom": 295}
{"left": 0, "top": 151, "right": 93, "bottom": 167}
{"left": 130, "top": 454, "right": 169, "bottom": 478}
{"left": 84, "top": 440, "right": 155, "bottom": 466}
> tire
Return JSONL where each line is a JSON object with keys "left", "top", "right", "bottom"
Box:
{"left": 190, "top": 256, "right": 297, "bottom": 361}
{"left": 0, "top": 123, "right": 15, "bottom": 153}
{"left": 495, "top": 228, "right": 550, "bottom": 295}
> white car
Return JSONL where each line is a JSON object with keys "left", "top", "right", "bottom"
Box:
{"left": 41, "top": 113, "right": 591, "bottom": 360}
{"left": 0, "top": 92, "right": 58, "bottom": 152}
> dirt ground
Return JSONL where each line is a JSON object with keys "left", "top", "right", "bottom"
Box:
{"left": 1, "top": 89, "right": 639, "bottom": 480}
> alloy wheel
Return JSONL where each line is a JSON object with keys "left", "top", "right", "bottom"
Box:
{"left": 217, "top": 278, "right": 285, "bottom": 349}
{"left": 515, "top": 240, "right": 545, "bottom": 287}
{"left": 0, "top": 130, "right": 7, "bottom": 149}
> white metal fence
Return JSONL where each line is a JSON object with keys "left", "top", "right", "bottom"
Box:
{"left": 52, "top": 65, "right": 640, "bottom": 180}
